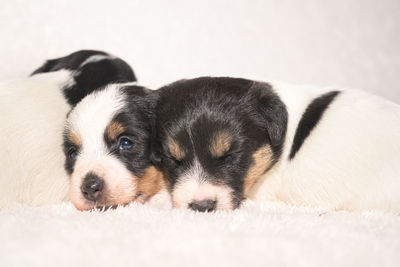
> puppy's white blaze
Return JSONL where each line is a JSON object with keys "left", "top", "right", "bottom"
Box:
{"left": 67, "top": 84, "right": 125, "bottom": 151}
{"left": 79, "top": 54, "right": 116, "bottom": 67}
{"left": 172, "top": 160, "right": 234, "bottom": 210}
{"left": 66, "top": 84, "right": 137, "bottom": 209}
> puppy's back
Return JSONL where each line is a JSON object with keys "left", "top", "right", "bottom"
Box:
{"left": 251, "top": 84, "right": 400, "bottom": 212}
{"left": 0, "top": 72, "right": 71, "bottom": 208}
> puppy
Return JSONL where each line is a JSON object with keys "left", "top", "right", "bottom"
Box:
{"left": 63, "top": 83, "right": 169, "bottom": 210}
{"left": 150, "top": 77, "right": 400, "bottom": 213}
{"left": 0, "top": 50, "right": 136, "bottom": 209}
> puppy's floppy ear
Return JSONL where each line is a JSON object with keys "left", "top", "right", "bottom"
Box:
{"left": 31, "top": 50, "right": 137, "bottom": 107}
{"left": 31, "top": 59, "right": 58, "bottom": 75}
{"left": 149, "top": 138, "right": 163, "bottom": 169}
{"left": 252, "top": 82, "right": 288, "bottom": 148}
{"left": 149, "top": 91, "right": 163, "bottom": 169}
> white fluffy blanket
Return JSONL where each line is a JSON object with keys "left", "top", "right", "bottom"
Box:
{"left": 1, "top": 201, "right": 399, "bottom": 267}
{"left": 1, "top": 1, "right": 400, "bottom": 266}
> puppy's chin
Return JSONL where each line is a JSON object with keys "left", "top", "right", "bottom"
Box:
{"left": 68, "top": 155, "right": 140, "bottom": 210}
{"left": 69, "top": 186, "right": 136, "bottom": 211}
{"left": 70, "top": 165, "right": 171, "bottom": 211}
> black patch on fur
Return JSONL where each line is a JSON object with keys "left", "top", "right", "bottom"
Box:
{"left": 289, "top": 91, "right": 340, "bottom": 160}
{"left": 63, "top": 85, "right": 157, "bottom": 178}
{"left": 251, "top": 82, "right": 288, "bottom": 163}
{"left": 31, "top": 50, "right": 137, "bottom": 106}
{"left": 62, "top": 132, "right": 81, "bottom": 175}
{"left": 102, "top": 85, "right": 157, "bottom": 178}
{"left": 150, "top": 77, "right": 288, "bottom": 209}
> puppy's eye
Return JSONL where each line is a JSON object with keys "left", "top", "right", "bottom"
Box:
{"left": 68, "top": 147, "right": 78, "bottom": 160}
{"left": 165, "top": 155, "right": 183, "bottom": 167}
{"left": 119, "top": 137, "right": 133, "bottom": 151}
{"left": 218, "top": 154, "right": 230, "bottom": 161}
{"left": 217, "top": 153, "right": 234, "bottom": 162}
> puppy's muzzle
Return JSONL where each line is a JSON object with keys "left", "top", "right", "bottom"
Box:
{"left": 189, "top": 199, "right": 217, "bottom": 212}
{"left": 81, "top": 172, "right": 104, "bottom": 202}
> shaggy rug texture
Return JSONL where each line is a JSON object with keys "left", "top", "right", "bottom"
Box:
{"left": 1, "top": 1, "right": 400, "bottom": 266}
{"left": 1, "top": 201, "right": 399, "bottom": 267}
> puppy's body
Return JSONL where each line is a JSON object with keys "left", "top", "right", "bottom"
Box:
{"left": 0, "top": 50, "right": 136, "bottom": 209}
{"left": 152, "top": 77, "right": 400, "bottom": 213}
{"left": 250, "top": 82, "right": 400, "bottom": 212}
{"left": 0, "top": 72, "right": 72, "bottom": 207}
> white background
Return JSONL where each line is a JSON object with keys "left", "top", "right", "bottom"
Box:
{"left": 1, "top": 0, "right": 399, "bottom": 102}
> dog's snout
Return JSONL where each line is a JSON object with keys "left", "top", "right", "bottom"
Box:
{"left": 189, "top": 199, "right": 217, "bottom": 212}
{"left": 81, "top": 173, "right": 104, "bottom": 202}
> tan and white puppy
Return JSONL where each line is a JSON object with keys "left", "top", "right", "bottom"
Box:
{"left": 63, "top": 83, "right": 170, "bottom": 210}
{"left": 0, "top": 50, "right": 137, "bottom": 209}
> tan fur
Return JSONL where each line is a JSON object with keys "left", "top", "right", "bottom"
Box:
{"left": 243, "top": 145, "right": 273, "bottom": 196}
{"left": 136, "top": 166, "right": 167, "bottom": 203}
{"left": 69, "top": 131, "right": 82, "bottom": 147}
{"left": 168, "top": 137, "right": 185, "bottom": 160}
{"left": 210, "top": 130, "right": 232, "bottom": 158}
{"left": 107, "top": 121, "right": 125, "bottom": 141}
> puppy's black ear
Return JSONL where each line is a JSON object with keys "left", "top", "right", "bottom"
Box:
{"left": 31, "top": 50, "right": 137, "bottom": 107}
{"left": 253, "top": 82, "right": 288, "bottom": 148}
{"left": 31, "top": 59, "right": 58, "bottom": 75}
{"left": 149, "top": 96, "right": 163, "bottom": 169}
{"left": 149, "top": 139, "right": 163, "bottom": 169}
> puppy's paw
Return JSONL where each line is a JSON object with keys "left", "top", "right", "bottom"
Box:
{"left": 147, "top": 189, "right": 172, "bottom": 209}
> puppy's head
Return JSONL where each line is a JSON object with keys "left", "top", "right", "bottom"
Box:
{"left": 63, "top": 84, "right": 164, "bottom": 210}
{"left": 32, "top": 50, "right": 136, "bottom": 106}
{"left": 151, "top": 77, "right": 287, "bottom": 212}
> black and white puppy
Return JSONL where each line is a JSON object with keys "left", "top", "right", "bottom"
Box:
{"left": 151, "top": 77, "right": 400, "bottom": 213}
{"left": 0, "top": 50, "right": 136, "bottom": 209}
{"left": 62, "top": 82, "right": 169, "bottom": 210}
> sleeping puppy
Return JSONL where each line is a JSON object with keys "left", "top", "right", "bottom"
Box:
{"left": 63, "top": 83, "right": 169, "bottom": 210}
{"left": 150, "top": 77, "right": 400, "bottom": 213}
{"left": 0, "top": 50, "right": 136, "bottom": 209}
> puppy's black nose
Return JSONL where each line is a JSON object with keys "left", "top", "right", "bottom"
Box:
{"left": 81, "top": 173, "right": 104, "bottom": 202}
{"left": 189, "top": 200, "right": 217, "bottom": 212}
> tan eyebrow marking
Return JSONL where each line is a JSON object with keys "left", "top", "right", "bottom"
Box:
{"left": 69, "top": 130, "right": 82, "bottom": 147}
{"left": 210, "top": 130, "right": 232, "bottom": 158}
{"left": 107, "top": 121, "right": 125, "bottom": 141}
{"left": 168, "top": 137, "right": 185, "bottom": 160}
{"left": 243, "top": 145, "right": 273, "bottom": 196}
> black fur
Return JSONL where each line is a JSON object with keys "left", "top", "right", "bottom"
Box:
{"left": 63, "top": 85, "right": 156, "bottom": 179}
{"left": 31, "top": 50, "right": 137, "bottom": 106}
{"left": 151, "top": 77, "right": 288, "bottom": 209}
{"left": 103, "top": 85, "right": 157, "bottom": 177}
{"left": 289, "top": 91, "right": 340, "bottom": 160}
{"left": 62, "top": 136, "right": 80, "bottom": 175}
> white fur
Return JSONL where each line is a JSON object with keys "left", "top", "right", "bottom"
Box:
{"left": 66, "top": 84, "right": 139, "bottom": 210}
{"left": 250, "top": 82, "right": 400, "bottom": 213}
{"left": 0, "top": 71, "right": 73, "bottom": 208}
{"left": 172, "top": 160, "right": 233, "bottom": 210}
{"left": 79, "top": 54, "right": 116, "bottom": 68}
